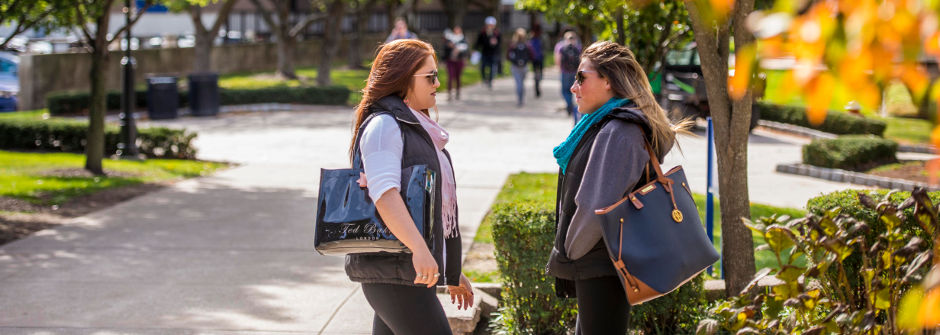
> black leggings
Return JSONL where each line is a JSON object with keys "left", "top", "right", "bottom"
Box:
{"left": 361, "top": 283, "right": 452, "bottom": 335}
{"left": 575, "top": 276, "right": 631, "bottom": 335}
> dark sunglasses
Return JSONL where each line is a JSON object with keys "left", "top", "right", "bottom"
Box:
{"left": 413, "top": 71, "right": 439, "bottom": 84}
{"left": 575, "top": 70, "right": 597, "bottom": 85}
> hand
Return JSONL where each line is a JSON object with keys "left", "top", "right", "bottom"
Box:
{"left": 447, "top": 273, "right": 474, "bottom": 310}
{"left": 357, "top": 172, "right": 367, "bottom": 188}
{"left": 411, "top": 247, "right": 439, "bottom": 288}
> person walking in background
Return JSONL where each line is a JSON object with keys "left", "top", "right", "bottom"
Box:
{"left": 385, "top": 17, "right": 418, "bottom": 42}
{"left": 529, "top": 23, "right": 545, "bottom": 98}
{"left": 507, "top": 28, "right": 534, "bottom": 107}
{"left": 555, "top": 30, "right": 581, "bottom": 123}
{"left": 346, "top": 39, "right": 473, "bottom": 335}
{"left": 546, "top": 40, "right": 689, "bottom": 334}
{"left": 475, "top": 16, "right": 501, "bottom": 89}
{"left": 443, "top": 26, "right": 469, "bottom": 101}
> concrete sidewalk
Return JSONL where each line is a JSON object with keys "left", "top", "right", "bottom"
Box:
{"left": 0, "top": 67, "right": 876, "bottom": 334}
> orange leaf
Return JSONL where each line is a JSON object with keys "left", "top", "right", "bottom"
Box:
{"left": 729, "top": 45, "right": 756, "bottom": 100}
{"left": 921, "top": 287, "right": 940, "bottom": 326}
{"left": 708, "top": 0, "right": 735, "bottom": 19}
{"left": 926, "top": 31, "right": 940, "bottom": 58}
{"left": 806, "top": 73, "right": 834, "bottom": 126}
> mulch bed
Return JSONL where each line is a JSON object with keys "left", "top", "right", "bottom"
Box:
{"left": 0, "top": 182, "right": 167, "bottom": 246}
{"left": 868, "top": 160, "right": 940, "bottom": 186}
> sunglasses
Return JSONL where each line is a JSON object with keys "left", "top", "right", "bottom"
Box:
{"left": 575, "top": 70, "right": 597, "bottom": 86}
{"left": 413, "top": 71, "right": 439, "bottom": 84}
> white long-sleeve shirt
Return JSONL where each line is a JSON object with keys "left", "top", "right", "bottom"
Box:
{"left": 359, "top": 114, "right": 403, "bottom": 202}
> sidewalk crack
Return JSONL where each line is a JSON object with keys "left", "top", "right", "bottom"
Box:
{"left": 317, "top": 285, "right": 360, "bottom": 335}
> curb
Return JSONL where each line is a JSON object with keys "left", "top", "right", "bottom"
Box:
{"left": 776, "top": 163, "right": 940, "bottom": 191}
{"left": 758, "top": 120, "right": 937, "bottom": 154}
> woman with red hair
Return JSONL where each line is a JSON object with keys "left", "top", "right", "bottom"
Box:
{"left": 345, "top": 39, "right": 473, "bottom": 334}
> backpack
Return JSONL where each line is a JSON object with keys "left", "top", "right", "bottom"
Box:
{"left": 508, "top": 43, "right": 530, "bottom": 67}
{"left": 560, "top": 43, "right": 580, "bottom": 72}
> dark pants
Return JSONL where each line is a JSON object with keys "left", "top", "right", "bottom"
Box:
{"left": 361, "top": 283, "right": 452, "bottom": 335}
{"left": 446, "top": 60, "right": 464, "bottom": 96}
{"left": 531, "top": 59, "right": 543, "bottom": 97}
{"left": 481, "top": 55, "right": 499, "bottom": 87}
{"left": 561, "top": 72, "right": 580, "bottom": 123}
{"left": 574, "top": 276, "right": 630, "bottom": 335}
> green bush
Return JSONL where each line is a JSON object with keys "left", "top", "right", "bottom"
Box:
{"left": 806, "top": 189, "right": 940, "bottom": 298}
{"left": 802, "top": 135, "right": 898, "bottom": 171}
{"left": 0, "top": 118, "right": 197, "bottom": 159}
{"left": 491, "top": 202, "right": 576, "bottom": 334}
{"left": 46, "top": 85, "right": 351, "bottom": 116}
{"left": 631, "top": 274, "right": 709, "bottom": 334}
{"left": 491, "top": 200, "right": 709, "bottom": 334}
{"left": 699, "top": 189, "right": 938, "bottom": 334}
{"left": 756, "top": 102, "right": 887, "bottom": 136}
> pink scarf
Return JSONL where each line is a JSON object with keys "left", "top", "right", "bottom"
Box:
{"left": 410, "top": 109, "right": 458, "bottom": 238}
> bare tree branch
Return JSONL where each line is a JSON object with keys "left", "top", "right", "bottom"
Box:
{"left": 209, "top": 0, "right": 239, "bottom": 37}
{"left": 288, "top": 13, "right": 328, "bottom": 37}
{"left": 73, "top": 2, "right": 95, "bottom": 44}
{"left": 108, "top": 2, "right": 153, "bottom": 44}
{"left": 249, "top": 0, "right": 278, "bottom": 31}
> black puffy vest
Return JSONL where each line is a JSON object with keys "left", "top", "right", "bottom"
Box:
{"left": 344, "top": 95, "right": 462, "bottom": 287}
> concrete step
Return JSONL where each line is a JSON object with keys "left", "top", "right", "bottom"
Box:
{"left": 439, "top": 292, "right": 482, "bottom": 335}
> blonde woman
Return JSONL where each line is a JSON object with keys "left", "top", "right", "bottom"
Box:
{"left": 546, "top": 41, "right": 689, "bottom": 334}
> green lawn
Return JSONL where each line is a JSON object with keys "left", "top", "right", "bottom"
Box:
{"left": 0, "top": 109, "right": 47, "bottom": 121}
{"left": 0, "top": 150, "right": 227, "bottom": 206}
{"left": 475, "top": 172, "right": 806, "bottom": 273}
{"left": 216, "top": 57, "right": 522, "bottom": 105}
{"left": 763, "top": 69, "right": 935, "bottom": 145}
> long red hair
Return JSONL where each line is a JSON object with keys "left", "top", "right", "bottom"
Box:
{"left": 349, "top": 39, "right": 436, "bottom": 160}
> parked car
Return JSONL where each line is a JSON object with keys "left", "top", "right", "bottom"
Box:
{"left": 651, "top": 42, "right": 762, "bottom": 131}
{"left": 0, "top": 51, "right": 19, "bottom": 112}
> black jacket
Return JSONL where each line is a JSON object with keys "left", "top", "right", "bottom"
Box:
{"left": 546, "top": 105, "right": 669, "bottom": 298}
{"left": 344, "top": 95, "right": 462, "bottom": 287}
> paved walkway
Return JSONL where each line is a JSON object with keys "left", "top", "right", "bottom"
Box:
{"left": 0, "top": 68, "right": 878, "bottom": 333}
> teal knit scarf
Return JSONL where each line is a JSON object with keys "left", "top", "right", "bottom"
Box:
{"left": 553, "top": 97, "right": 631, "bottom": 174}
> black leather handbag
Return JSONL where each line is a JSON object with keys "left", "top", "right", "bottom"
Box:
{"left": 594, "top": 140, "right": 719, "bottom": 305}
{"left": 314, "top": 115, "right": 436, "bottom": 255}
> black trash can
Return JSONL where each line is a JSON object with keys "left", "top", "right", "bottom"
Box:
{"left": 146, "top": 76, "right": 179, "bottom": 120}
{"left": 188, "top": 72, "right": 219, "bottom": 117}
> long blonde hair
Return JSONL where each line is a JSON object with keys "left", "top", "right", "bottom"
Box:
{"left": 581, "top": 41, "right": 690, "bottom": 155}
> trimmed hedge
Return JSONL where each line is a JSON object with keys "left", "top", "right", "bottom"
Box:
{"left": 47, "top": 85, "right": 351, "bottom": 116}
{"left": 802, "top": 135, "right": 898, "bottom": 171}
{"left": 491, "top": 201, "right": 708, "bottom": 334}
{"left": 491, "top": 202, "right": 576, "bottom": 334}
{"left": 756, "top": 102, "right": 887, "bottom": 136}
{"left": 0, "top": 118, "right": 197, "bottom": 159}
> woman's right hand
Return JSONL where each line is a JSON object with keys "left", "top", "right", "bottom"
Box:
{"left": 412, "top": 247, "right": 439, "bottom": 288}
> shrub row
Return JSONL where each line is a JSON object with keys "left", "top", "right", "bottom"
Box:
{"left": 490, "top": 201, "right": 708, "bottom": 334}
{"left": 756, "top": 102, "right": 887, "bottom": 136}
{"left": 0, "top": 118, "right": 197, "bottom": 159}
{"left": 47, "top": 85, "right": 351, "bottom": 116}
{"left": 802, "top": 135, "right": 898, "bottom": 171}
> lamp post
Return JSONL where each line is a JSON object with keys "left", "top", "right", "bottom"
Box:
{"left": 119, "top": 0, "right": 140, "bottom": 159}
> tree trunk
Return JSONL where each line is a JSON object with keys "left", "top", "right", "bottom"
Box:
{"left": 442, "top": 0, "right": 467, "bottom": 29}
{"left": 276, "top": 29, "right": 297, "bottom": 79}
{"left": 193, "top": 28, "right": 213, "bottom": 72}
{"left": 349, "top": 0, "right": 376, "bottom": 70}
{"left": 685, "top": 0, "right": 756, "bottom": 297}
{"left": 85, "top": 43, "right": 108, "bottom": 175}
{"left": 615, "top": 6, "right": 626, "bottom": 46}
{"left": 318, "top": 0, "right": 344, "bottom": 86}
